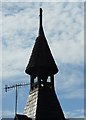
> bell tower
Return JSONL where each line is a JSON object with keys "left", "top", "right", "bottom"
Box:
{"left": 24, "top": 8, "right": 66, "bottom": 120}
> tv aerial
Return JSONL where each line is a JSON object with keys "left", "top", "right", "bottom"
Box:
{"left": 4, "top": 82, "right": 30, "bottom": 116}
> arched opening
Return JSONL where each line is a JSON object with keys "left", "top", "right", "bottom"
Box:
{"left": 30, "top": 76, "right": 38, "bottom": 90}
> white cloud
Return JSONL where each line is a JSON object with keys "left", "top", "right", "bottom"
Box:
{"left": 51, "top": 38, "right": 84, "bottom": 64}
{"left": 2, "top": 1, "right": 84, "bottom": 94}
{"left": 2, "top": 2, "right": 84, "bottom": 66}
{"left": 1, "top": 0, "right": 85, "bottom": 3}
{"left": 0, "top": 4, "right": 2, "bottom": 119}
{"left": 55, "top": 80, "right": 84, "bottom": 99}
{"left": 2, "top": 110, "right": 14, "bottom": 118}
{"left": 2, "top": 48, "right": 30, "bottom": 76}
{"left": 0, "top": 2, "right": 2, "bottom": 76}
{"left": 61, "top": 88, "right": 84, "bottom": 99}
{"left": 0, "top": 110, "right": 2, "bottom": 120}
{"left": 54, "top": 63, "right": 84, "bottom": 99}
{"left": 2, "top": 2, "right": 84, "bottom": 118}
{"left": 65, "top": 108, "right": 84, "bottom": 118}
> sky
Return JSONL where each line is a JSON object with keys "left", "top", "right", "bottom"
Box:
{"left": 1, "top": 1, "right": 84, "bottom": 119}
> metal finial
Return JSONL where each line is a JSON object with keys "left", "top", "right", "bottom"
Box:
{"left": 40, "top": 8, "right": 42, "bottom": 27}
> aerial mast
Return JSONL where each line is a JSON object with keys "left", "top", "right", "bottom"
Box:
{"left": 5, "top": 83, "right": 30, "bottom": 116}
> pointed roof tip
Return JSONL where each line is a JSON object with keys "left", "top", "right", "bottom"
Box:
{"left": 40, "top": 8, "right": 42, "bottom": 17}
{"left": 39, "top": 7, "right": 45, "bottom": 37}
{"left": 40, "top": 8, "right": 42, "bottom": 11}
{"left": 39, "top": 7, "right": 42, "bottom": 26}
{"left": 25, "top": 8, "right": 58, "bottom": 76}
{"left": 39, "top": 8, "right": 42, "bottom": 18}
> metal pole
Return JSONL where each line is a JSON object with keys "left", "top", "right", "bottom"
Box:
{"left": 4, "top": 83, "right": 30, "bottom": 116}
{"left": 15, "top": 84, "right": 17, "bottom": 116}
